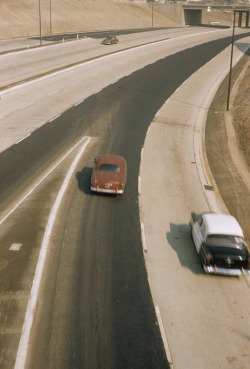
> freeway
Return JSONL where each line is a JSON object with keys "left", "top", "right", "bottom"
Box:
{"left": 1, "top": 26, "right": 248, "bottom": 90}
{"left": 0, "top": 27, "right": 249, "bottom": 369}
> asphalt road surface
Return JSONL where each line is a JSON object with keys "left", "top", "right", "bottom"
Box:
{"left": 0, "top": 30, "right": 249, "bottom": 369}
{"left": 18, "top": 37, "right": 247, "bottom": 369}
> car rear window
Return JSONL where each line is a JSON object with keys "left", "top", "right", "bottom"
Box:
{"left": 206, "top": 234, "right": 244, "bottom": 246}
{"left": 98, "top": 164, "right": 120, "bottom": 172}
{"left": 206, "top": 245, "right": 248, "bottom": 259}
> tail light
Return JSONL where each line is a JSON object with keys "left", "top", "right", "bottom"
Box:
{"left": 118, "top": 182, "right": 124, "bottom": 190}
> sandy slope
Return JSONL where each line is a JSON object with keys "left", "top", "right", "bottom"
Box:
{"left": 0, "top": 0, "right": 177, "bottom": 38}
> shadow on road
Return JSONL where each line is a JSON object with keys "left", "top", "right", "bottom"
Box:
{"left": 166, "top": 222, "right": 204, "bottom": 274}
{"left": 76, "top": 166, "right": 92, "bottom": 194}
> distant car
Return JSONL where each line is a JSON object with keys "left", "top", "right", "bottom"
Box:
{"left": 102, "top": 35, "right": 119, "bottom": 45}
{"left": 191, "top": 212, "right": 250, "bottom": 276}
{"left": 91, "top": 154, "right": 127, "bottom": 195}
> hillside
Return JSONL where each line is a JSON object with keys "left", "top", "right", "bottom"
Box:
{"left": 0, "top": 0, "right": 177, "bottom": 38}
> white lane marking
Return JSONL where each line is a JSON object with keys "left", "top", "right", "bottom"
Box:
{"left": 140, "top": 222, "right": 147, "bottom": 253}
{"left": 19, "top": 103, "right": 33, "bottom": 109}
{"left": 74, "top": 100, "right": 84, "bottom": 106}
{"left": 15, "top": 134, "right": 31, "bottom": 145}
{"left": 48, "top": 90, "right": 60, "bottom": 96}
{"left": 14, "top": 136, "right": 91, "bottom": 369}
{"left": 0, "top": 136, "right": 90, "bottom": 226}
{"left": 1, "top": 29, "right": 231, "bottom": 96}
{"left": 155, "top": 305, "right": 174, "bottom": 369}
{"left": 141, "top": 147, "right": 144, "bottom": 160}
{"left": 9, "top": 243, "right": 22, "bottom": 251}
{"left": 138, "top": 175, "right": 141, "bottom": 196}
{"left": 49, "top": 114, "right": 61, "bottom": 122}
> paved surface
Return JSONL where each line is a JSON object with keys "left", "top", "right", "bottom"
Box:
{"left": 139, "top": 37, "right": 250, "bottom": 369}
{"left": 0, "top": 33, "right": 250, "bottom": 369}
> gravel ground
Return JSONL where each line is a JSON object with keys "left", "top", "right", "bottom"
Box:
{"left": 233, "top": 57, "right": 250, "bottom": 167}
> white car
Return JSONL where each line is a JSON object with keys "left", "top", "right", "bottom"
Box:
{"left": 191, "top": 212, "right": 250, "bottom": 276}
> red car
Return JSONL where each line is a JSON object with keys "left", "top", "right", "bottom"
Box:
{"left": 91, "top": 154, "right": 127, "bottom": 195}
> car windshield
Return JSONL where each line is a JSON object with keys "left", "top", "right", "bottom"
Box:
{"left": 98, "top": 163, "right": 120, "bottom": 172}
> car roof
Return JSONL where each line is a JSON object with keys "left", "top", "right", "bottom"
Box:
{"left": 97, "top": 154, "right": 125, "bottom": 166}
{"left": 202, "top": 213, "right": 244, "bottom": 238}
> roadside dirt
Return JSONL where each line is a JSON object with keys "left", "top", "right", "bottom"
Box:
{"left": 233, "top": 57, "right": 250, "bottom": 167}
{"left": 205, "top": 51, "right": 250, "bottom": 243}
{"left": 0, "top": 0, "right": 177, "bottom": 38}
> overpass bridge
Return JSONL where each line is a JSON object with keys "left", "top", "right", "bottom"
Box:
{"left": 182, "top": 3, "right": 250, "bottom": 27}
{"left": 150, "top": 1, "right": 250, "bottom": 27}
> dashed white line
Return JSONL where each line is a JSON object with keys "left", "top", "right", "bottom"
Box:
{"left": 140, "top": 222, "right": 147, "bottom": 253}
{"left": 155, "top": 305, "right": 174, "bottom": 369}
{"left": 141, "top": 147, "right": 144, "bottom": 160}
{"left": 49, "top": 114, "right": 61, "bottom": 122}
{"left": 74, "top": 100, "right": 84, "bottom": 106}
{"left": 15, "top": 134, "right": 31, "bottom": 144}
{"left": 9, "top": 243, "right": 22, "bottom": 251}
{"left": 138, "top": 175, "right": 142, "bottom": 195}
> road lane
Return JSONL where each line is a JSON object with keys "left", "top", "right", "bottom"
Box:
{"left": 1, "top": 27, "right": 248, "bottom": 90}
{"left": 0, "top": 30, "right": 249, "bottom": 368}
{"left": 9, "top": 37, "right": 247, "bottom": 369}
{"left": 139, "top": 37, "right": 250, "bottom": 369}
{"left": 1, "top": 28, "right": 249, "bottom": 156}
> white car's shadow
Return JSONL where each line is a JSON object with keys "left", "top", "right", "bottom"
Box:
{"left": 166, "top": 223, "right": 204, "bottom": 274}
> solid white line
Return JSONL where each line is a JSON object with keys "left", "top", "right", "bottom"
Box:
{"left": 140, "top": 222, "right": 147, "bottom": 253}
{"left": 14, "top": 136, "right": 91, "bottom": 369}
{"left": 15, "top": 134, "right": 31, "bottom": 145}
{"left": 0, "top": 136, "right": 90, "bottom": 226}
{"left": 155, "top": 305, "right": 174, "bottom": 368}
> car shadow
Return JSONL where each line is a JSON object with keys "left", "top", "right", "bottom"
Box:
{"left": 166, "top": 223, "right": 204, "bottom": 274}
{"left": 76, "top": 167, "right": 92, "bottom": 195}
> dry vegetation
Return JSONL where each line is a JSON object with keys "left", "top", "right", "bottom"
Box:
{"left": 0, "top": 0, "right": 177, "bottom": 38}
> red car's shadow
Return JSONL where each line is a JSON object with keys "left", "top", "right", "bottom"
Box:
{"left": 76, "top": 167, "right": 93, "bottom": 195}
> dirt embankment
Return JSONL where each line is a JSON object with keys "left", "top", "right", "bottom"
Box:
{"left": 233, "top": 60, "right": 250, "bottom": 168}
{"left": 0, "top": 0, "right": 177, "bottom": 38}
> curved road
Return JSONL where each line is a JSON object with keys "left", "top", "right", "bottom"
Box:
{"left": 0, "top": 29, "right": 249, "bottom": 369}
